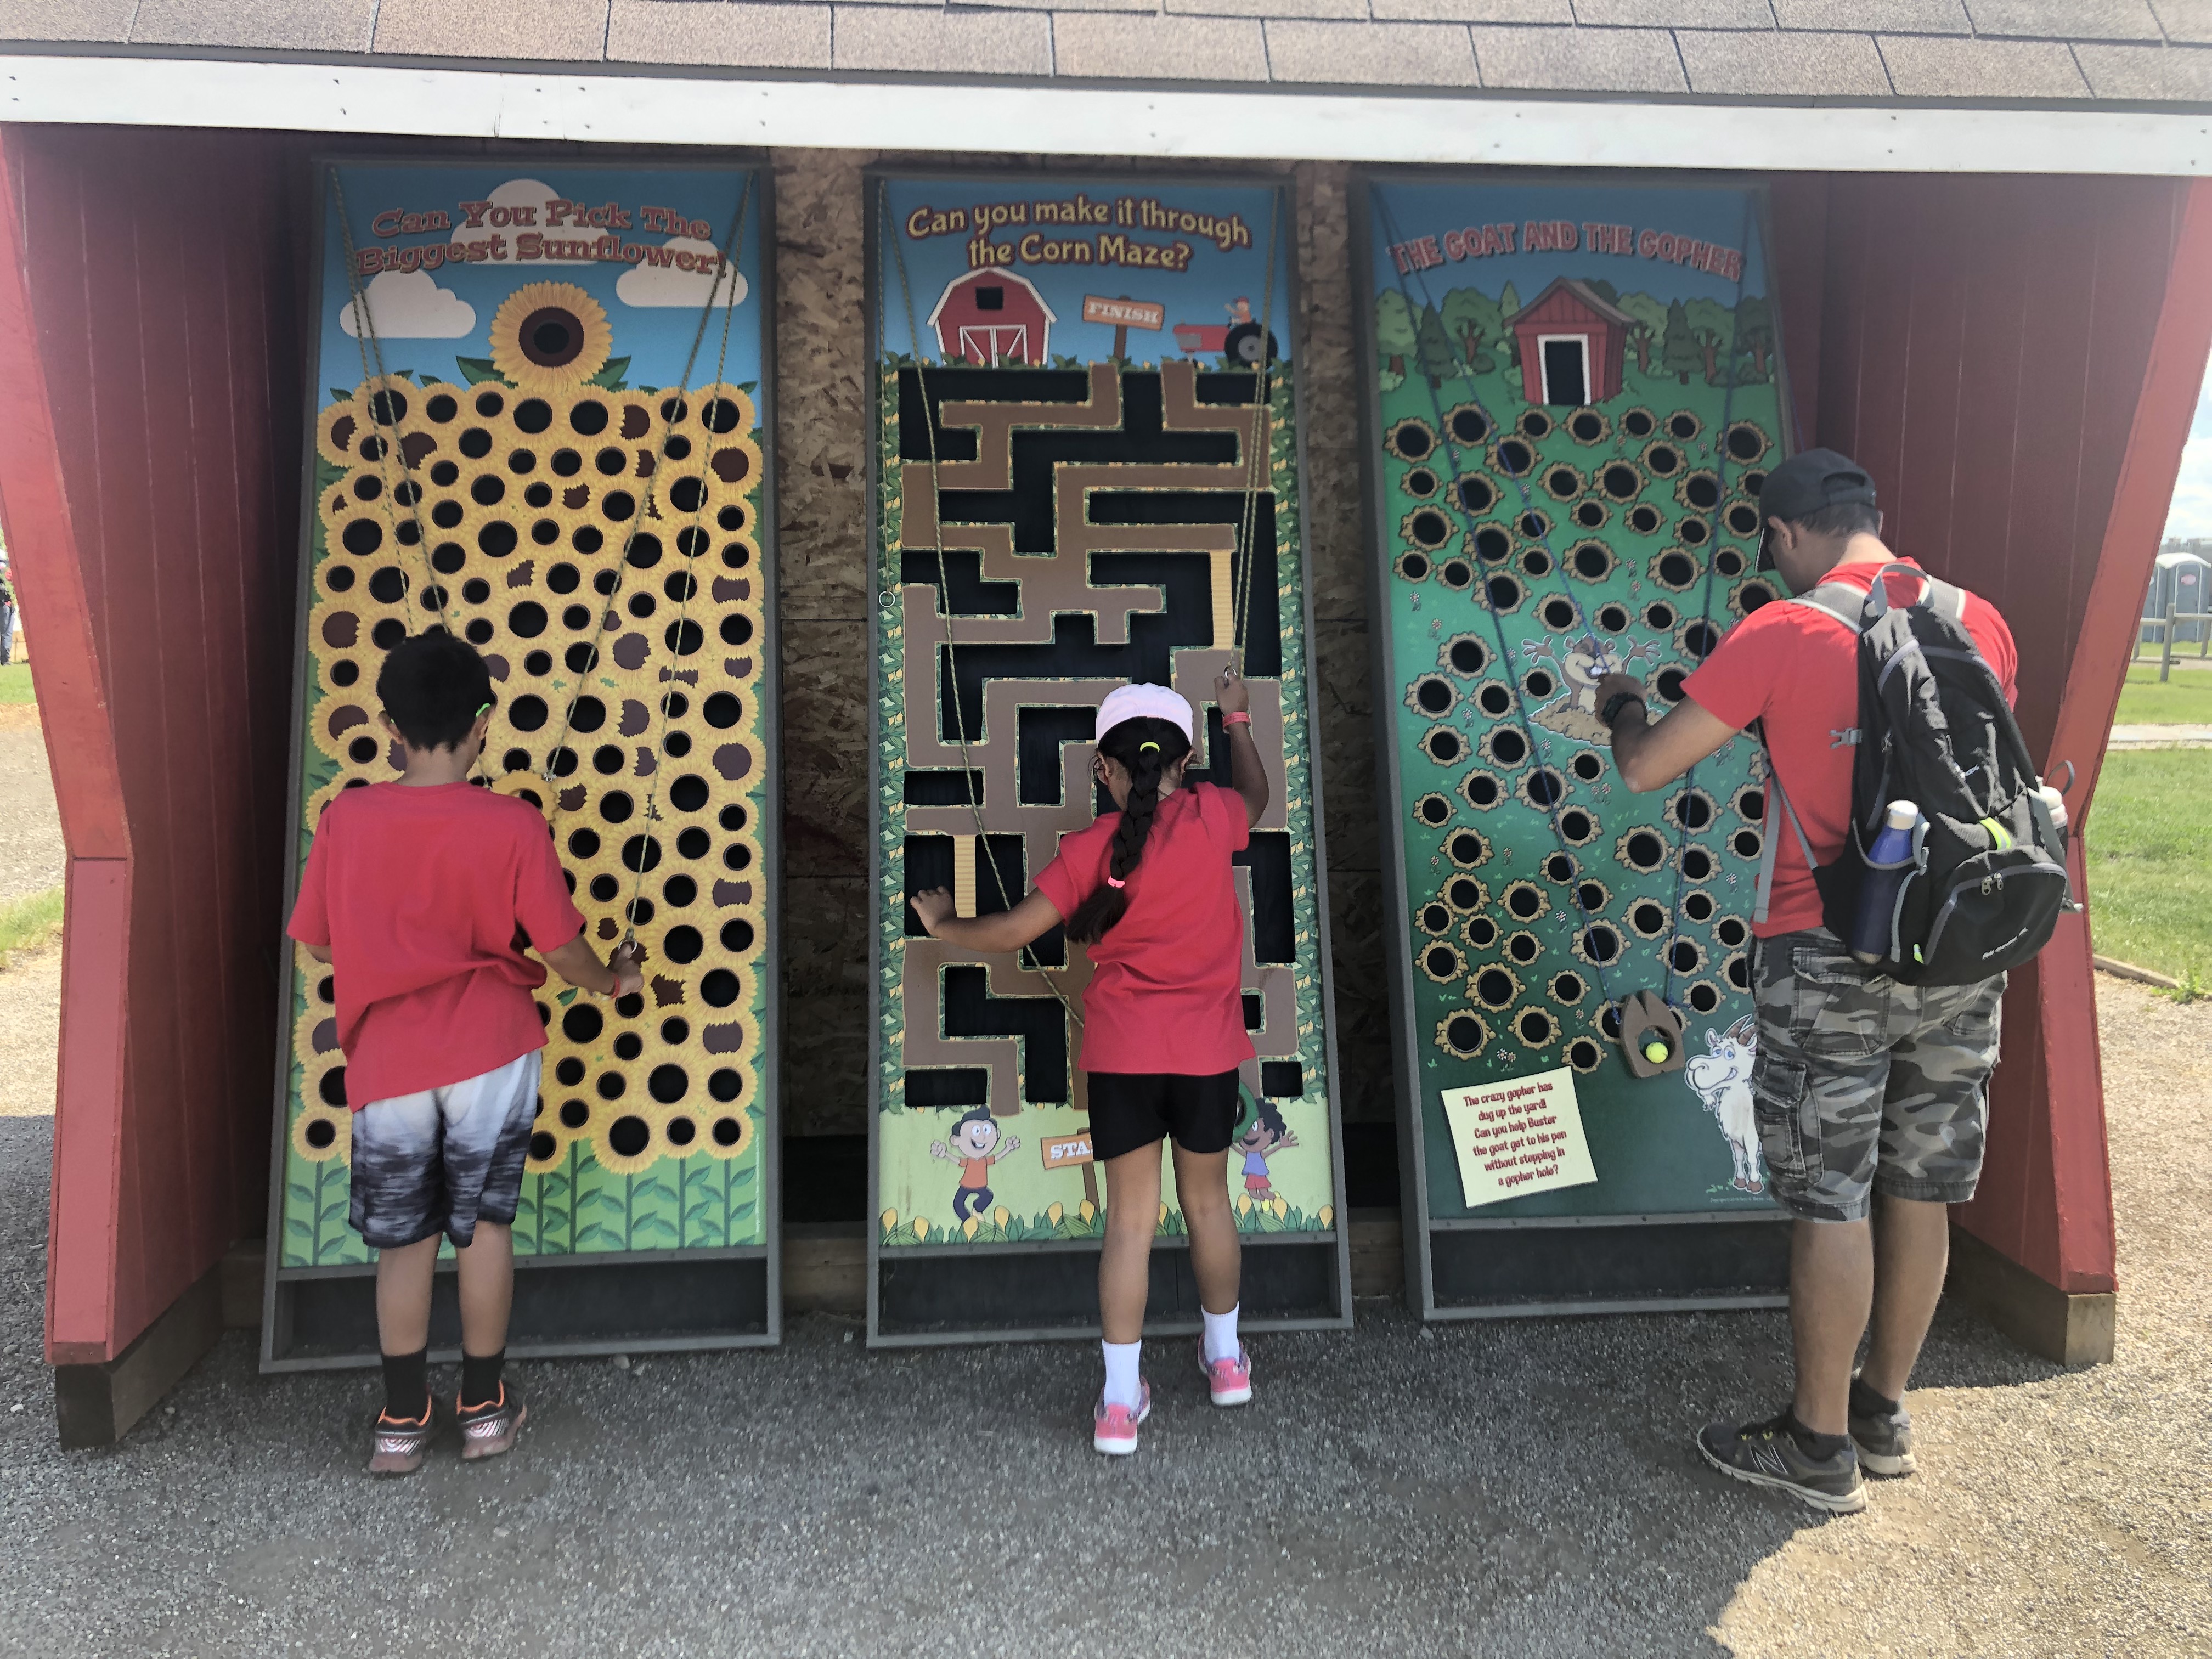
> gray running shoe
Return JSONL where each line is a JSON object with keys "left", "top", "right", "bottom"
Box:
{"left": 1696, "top": 1410, "right": 1867, "bottom": 1514}
{"left": 455, "top": 1383, "right": 527, "bottom": 1462}
{"left": 1848, "top": 1392, "right": 1916, "bottom": 1477}
{"left": 368, "top": 1407, "right": 435, "bottom": 1477}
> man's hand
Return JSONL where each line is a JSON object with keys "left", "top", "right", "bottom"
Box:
{"left": 1217, "top": 665, "right": 1249, "bottom": 717}
{"left": 1593, "top": 672, "right": 1648, "bottom": 726}
{"left": 909, "top": 887, "right": 956, "bottom": 937}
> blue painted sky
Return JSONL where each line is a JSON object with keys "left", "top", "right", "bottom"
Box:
{"left": 877, "top": 177, "right": 1291, "bottom": 366}
{"left": 1366, "top": 180, "right": 1773, "bottom": 314}
{"left": 316, "top": 163, "right": 766, "bottom": 397}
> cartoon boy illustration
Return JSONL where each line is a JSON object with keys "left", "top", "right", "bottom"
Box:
{"left": 1232, "top": 1097, "right": 1298, "bottom": 1206}
{"left": 931, "top": 1108, "right": 1022, "bottom": 1222}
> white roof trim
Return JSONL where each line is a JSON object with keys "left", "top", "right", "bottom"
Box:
{"left": 4, "top": 55, "right": 2212, "bottom": 176}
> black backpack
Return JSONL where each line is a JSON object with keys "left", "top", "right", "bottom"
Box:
{"left": 1757, "top": 562, "right": 2072, "bottom": 988}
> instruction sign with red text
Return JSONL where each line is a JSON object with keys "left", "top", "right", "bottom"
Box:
{"left": 1441, "top": 1066, "right": 1596, "bottom": 1207}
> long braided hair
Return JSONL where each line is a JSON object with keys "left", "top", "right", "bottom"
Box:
{"left": 1063, "top": 715, "right": 1192, "bottom": 943}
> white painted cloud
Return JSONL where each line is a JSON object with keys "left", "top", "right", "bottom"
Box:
{"left": 616, "top": 238, "right": 748, "bottom": 309}
{"left": 338, "top": 269, "right": 475, "bottom": 340}
{"left": 449, "top": 178, "right": 587, "bottom": 264}
{"left": 2164, "top": 343, "right": 2212, "bottom": 539}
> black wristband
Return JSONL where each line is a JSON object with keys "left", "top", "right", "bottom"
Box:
{"left": 1601, "top": 690, "right": 1646, "bottom": 728}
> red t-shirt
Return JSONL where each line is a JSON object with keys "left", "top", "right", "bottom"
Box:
{"left": 1681, "top": 556, "right": 2017, "bottom": 938}
{"left": 1034, "top": 780, "right": 1255, "bottom": 1076}
{"left": 287, "top": 781, "right": 586, "bottom": 1106}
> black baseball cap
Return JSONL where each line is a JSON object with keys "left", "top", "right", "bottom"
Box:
{"left": 1757, "top": 447, "right": 1877, "bottom": 523}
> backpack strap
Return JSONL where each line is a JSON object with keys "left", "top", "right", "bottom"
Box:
{"left": 1861, "top": 561, "right": 1967, "bottom": 622}
{"left": 1785, "top": 582, "right": 1864, "bottom": 630}
{"left": 1751, "top": 764, "right": 1821, "bottom": 925}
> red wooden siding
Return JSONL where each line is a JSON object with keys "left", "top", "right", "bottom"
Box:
{"left": 1811, "top": 174, "right": 2212, "bottom": 1294}
{"left": 0, "top": 126, "right": 306, "bottom": 1361}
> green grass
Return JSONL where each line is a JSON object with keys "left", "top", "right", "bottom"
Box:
{"left": 0, "top": 663, "right": 32, "bottom": 704}
{"left": 0, "top": 885, "right": 61, "bottom": 968}
{"left": 2113, "top": 662, "right": 2212, "bottom": 725}
{"left": 2085, "top": 749, "right": 2212, "bottom": 986}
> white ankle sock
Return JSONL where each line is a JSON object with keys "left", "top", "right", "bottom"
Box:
{"left": 1102, "top": 1340, "right": 1143, "bottom": 1409}
{"left": 1201, "top": 1304, "right": 1240, "bottom": 1364}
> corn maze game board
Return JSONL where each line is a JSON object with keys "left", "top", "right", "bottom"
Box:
{"left": 269, "top": 163, "right": 776, "bottom": 1340}
{"left": 1361, "top": 177, "right": 1791, "bottom": 1310}
{"left": 869, "top": 175, "right": 1347, "bottom": 1339}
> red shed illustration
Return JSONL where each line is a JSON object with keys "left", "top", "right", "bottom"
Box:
{"left": 1511, "top": 278, "right": 1632, "bottom": 406}
{"left": 929, "top": 269, "right": 1057, "bottom": 365}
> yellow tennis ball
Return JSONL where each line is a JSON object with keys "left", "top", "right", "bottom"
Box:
{"left": 1643, "top": 1039, "right": 1671, "bottom": 1064}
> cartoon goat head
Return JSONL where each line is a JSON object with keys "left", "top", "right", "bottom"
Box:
{"left": 1683, "top": 1014, "right": 1757, "bottom": 1098}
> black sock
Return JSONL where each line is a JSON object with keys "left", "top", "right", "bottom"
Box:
{"left": 1850, "top": 1376, "right": 1901, "bottom": 1419}
{"left": 460, "top": 1349, "right": 505, "bottom": 1410}
{"left": 1785, "top": 1410, "right": 1852, "bottom": 1462}
{"left": 381, "top": 1347, "right": 430, "bottom": 1421}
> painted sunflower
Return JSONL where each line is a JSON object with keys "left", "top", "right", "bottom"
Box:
{"left": 487, "top": 282, "right": 612, "bottom": 394}
{"left": 291, "top": 1102, "right": 352, "bottom": 1165}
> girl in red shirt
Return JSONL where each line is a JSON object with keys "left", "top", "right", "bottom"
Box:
{"left": 910, "top": 671, "right": 1271, "bottom": 1455}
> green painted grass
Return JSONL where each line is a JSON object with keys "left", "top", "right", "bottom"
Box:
{"left": 0, "top": 885, "right": 61, "bottom": 968}
{"left": 2086, "top": 749, "right": 2212, "bottom": 988}
{"left": 0, "top": 663, "right": 32, "bottom": 704}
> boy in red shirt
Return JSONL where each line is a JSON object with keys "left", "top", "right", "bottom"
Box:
{"left": 289, "top": 633, "right": 641, "bottom": 1476}
{"left": 910, "top": 672, "right": 1271, "bottom": 1455}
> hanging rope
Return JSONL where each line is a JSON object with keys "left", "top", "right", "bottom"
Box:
{"left": 613, "top": 178, "right": 757, "bottom": 946}
{"left": 882, "top": 185, "right": 1080, "bottom": 1019}
{"left": 1658, "top": 192, "right": 1757, "bottom": 1009}
{"left": 1226, "top": 191, "right": 1283, "bottom": 684}
{"left": 541, "top": 173, "right": 758, "bottom": 811}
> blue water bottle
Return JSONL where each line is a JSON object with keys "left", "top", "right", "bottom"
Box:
{"left": 1851, "top": 800, "right": 1922, "bottom": 966}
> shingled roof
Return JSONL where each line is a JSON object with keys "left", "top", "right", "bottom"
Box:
{"left": 5, "top": 1, "right": 2212, "bottom": 104}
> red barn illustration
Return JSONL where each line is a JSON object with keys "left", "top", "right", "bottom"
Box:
{"left": 1511, "top": 278, "right": 1632, "bottom": 406}
{"left": 929, "top": 270, "right": 1057, "bottom": 365}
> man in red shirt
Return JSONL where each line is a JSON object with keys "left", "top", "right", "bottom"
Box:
{"left": 1595, "top": 448, "right": 2060, "bottom": 1515}
{"left": 290, "top": 633, "right": 641, "bottom": 1476}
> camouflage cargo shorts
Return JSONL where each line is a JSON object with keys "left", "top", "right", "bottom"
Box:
{"left": 1751, "top": 928, "right": 2005, "bottom": 1223}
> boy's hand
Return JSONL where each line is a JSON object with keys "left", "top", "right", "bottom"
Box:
{"left": 1217, "top": 665, "right": 1250, "bottom": 718}
{"left": 910, "top": 888, "right": 955, "bottom": 936}
{"left": 1593, "top": 672, "right": 1648, "bottom": 724}
{"left": 611, "top": 940, "right": 646, "bottom": 998}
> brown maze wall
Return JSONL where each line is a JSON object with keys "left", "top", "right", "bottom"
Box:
{"left": 775, "top": 153, "right": 1384, "bottom": 1135}
{"left": 300, "top": 374, "right": 769, "bottom": 1180}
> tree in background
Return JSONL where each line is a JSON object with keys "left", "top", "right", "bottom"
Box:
{"left": 1617, "top": 292, "right": 1667, "bottom": 376}
{"left": 1499, "top": 281, "right": 1523, "bottom": 371}
{"left": 1662, "top": 298, "right": 1702, "bottom": 385}
{"left": 1440, "top": 287, "right": 1500, "bottom": 372}
{"left": 1685, "top": 297, "right": 1736, "bottom": 386}
{"left": 1734, "top": 293, "right": 1775, "bottom": 382}
{"left": 1376, "top": 290, "right": 1416, "bottom": 381}
{"left": 1414, "top": 303, "right": 1459, "bottom": 388}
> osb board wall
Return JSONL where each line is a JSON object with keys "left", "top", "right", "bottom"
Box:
{"left": 771, "top": 150, "right": 1384, "bottom": 1137}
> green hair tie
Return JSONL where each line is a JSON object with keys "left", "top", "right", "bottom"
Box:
{"left": 1138, "top": 740, "right": 1160, "bottom": 755}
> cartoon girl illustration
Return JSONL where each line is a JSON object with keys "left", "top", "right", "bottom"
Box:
{"left": 1232, "top": 1096, "right": 1299, "bottom": 1206}
{"left": 930, "top": 1108, "right": 1020, "bottom": 1222}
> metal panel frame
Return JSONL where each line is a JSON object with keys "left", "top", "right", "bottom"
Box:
{"left": 864, "top": 162, "right": 1352, "bottom": 1346}
{"left": 261, "top": 153, "right": 782, "bottom": 1370}
{"left": 1350, "top": 166, "right": 1792, "bottom": 1321}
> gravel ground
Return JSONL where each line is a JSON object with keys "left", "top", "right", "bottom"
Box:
{"left": 0, "top": 976, "right": 2200, "bottom": 1656}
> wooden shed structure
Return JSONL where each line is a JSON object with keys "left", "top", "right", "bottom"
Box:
{"left": 1513, "top": 278, "right": 1632, "bottom": 407}
{"left": 2, "top": 3, "right": 2211, "bottom": 1437}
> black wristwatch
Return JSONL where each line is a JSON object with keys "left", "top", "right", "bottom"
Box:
{"left": 1600, "top": 689, "right": 1646, "bottom": 729}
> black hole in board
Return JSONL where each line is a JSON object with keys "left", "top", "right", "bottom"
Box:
{"left": 1417, "top": 679, "right": 1453, "bottom": 713}
{"left": 1474, "top": 528, "right": 1511, "bottom": 563}
{"left": 1476, "top": 969, "right": 1516, "bottom": 1006}
{"left": 1489, "top": 729, "right": 1527, "bottom": 765}
{"left": 1506, "top": 886, "right": 1543, "bottom": 919}
{"left": 1486, "top": 575, "right": 1521, "bottom": 610}
{"left": 1624, "top": 832, "right": 1665, "bottom": 869}
{"left": 1583, "top": 926, "right": 1620, "bottom": 962}
{"left": 1446, "top": 1017, "right": 1484, "bottom": 1053}
{"left": 1645, "top": 603, "right": 1677, "bottom": 631}
{"left": 1465, "top": 774, "right": 1500, "bottom": 807}
{"left": 1682, "top": 848, "right": 1714, "bottom": 880}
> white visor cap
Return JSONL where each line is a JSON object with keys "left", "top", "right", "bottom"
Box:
{"left": 1094, "top": 682, "right": 1195, "bottom": 746}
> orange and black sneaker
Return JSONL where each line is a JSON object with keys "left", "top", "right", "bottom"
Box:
{"left": 368, "top": 1405, "right": 435, "bottom": 1477}
{"left": 455, "top": 1383, "right": 526, "bottom": 1462}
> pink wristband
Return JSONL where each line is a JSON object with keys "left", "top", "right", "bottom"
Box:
{"left": 1223, "top": 711, "right": 1252, "bottom": 727}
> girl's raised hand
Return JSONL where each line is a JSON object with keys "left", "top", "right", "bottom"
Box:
{"left": 909, "top": 887, "right": 956, "bottom": 936}
{"left": 1217, "top": 664, "right": 1250, "bottom": 716}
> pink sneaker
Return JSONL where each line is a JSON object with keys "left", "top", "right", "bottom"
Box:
{"left": 1092, "top": 1380, "right": 1151, "bottom": 1455}
{"left": 1201, "top": 1344, "right": 1253, "bottom": 1407}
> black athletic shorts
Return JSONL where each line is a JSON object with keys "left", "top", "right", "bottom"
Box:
{"left": 1086, "top": 1069, "right": 1242, "bottom": 1161}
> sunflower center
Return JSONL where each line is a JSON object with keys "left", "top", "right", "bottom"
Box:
{"left": 521, "top": 307, "right": 584, "bottom": 368}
